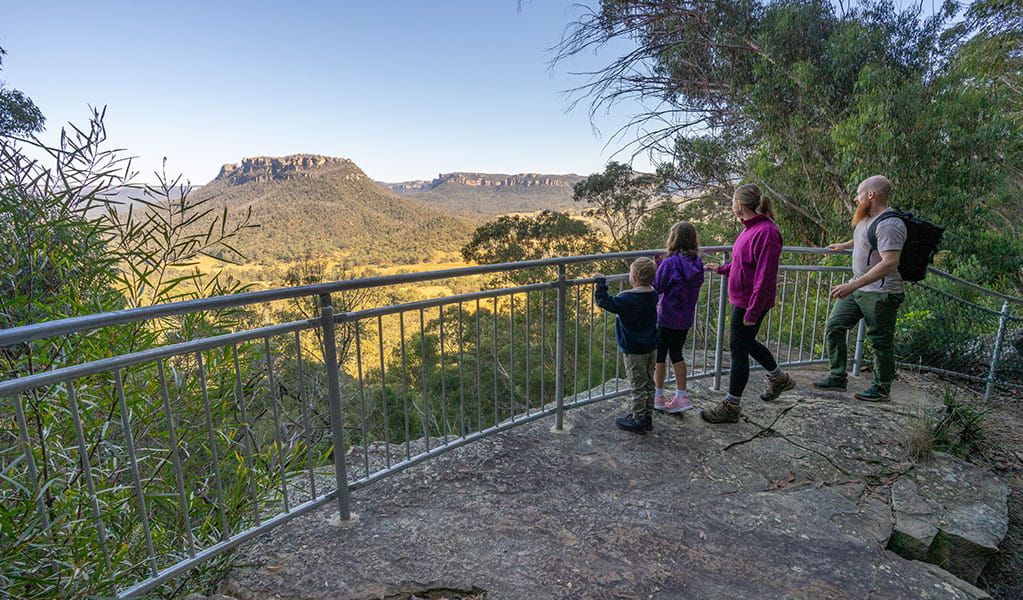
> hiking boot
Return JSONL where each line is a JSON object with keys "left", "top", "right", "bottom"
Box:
{"left": 759, "top": 373, "right": 795, "bottom": 401}
{"left": 854, "top": 384, "right": 890, "bottom": 402}
{"left": 700, "top": 399, "right": 741, "bottom": 424}
{"left": 654, "top": 390, "right": 668, "bottom": 411}
{"left": 665, "top": 390, "right": 693, "bottom": 413}
{"left": 811, "top": 375, "right": 847, "bottom": 391}
{"left": 615, "top": 413, "right": 650, "bottom": 434}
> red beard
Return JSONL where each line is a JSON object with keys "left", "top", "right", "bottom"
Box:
{"left": 852, "top": 200, "right": 871, "bottom": 226}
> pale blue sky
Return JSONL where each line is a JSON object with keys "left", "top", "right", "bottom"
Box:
{"left": 1, "top": 1, "right": 946, "bottom": 185}
{"left": 2, "top": 1, "right": 642, "bottom": 184}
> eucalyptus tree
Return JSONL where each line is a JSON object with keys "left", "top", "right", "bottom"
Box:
{"left": 0, "top": 44, "right": 44, "bottom": 135}
{"left": 553, "top": 0, "right": 1022, "bottom": 290}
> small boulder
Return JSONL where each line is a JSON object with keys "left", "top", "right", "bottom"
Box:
{"left": 888, "top": 452, "right": 1009, "bottom": 583}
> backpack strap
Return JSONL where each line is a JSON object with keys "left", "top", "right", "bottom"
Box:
{"left": 866, "top": 209, "right": 906, "bottom": 252}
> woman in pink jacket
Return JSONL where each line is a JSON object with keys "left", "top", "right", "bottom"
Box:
{"left": 701, "top": 184, "right": 795, "bottom": 423}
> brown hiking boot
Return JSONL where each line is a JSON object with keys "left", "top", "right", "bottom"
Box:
{"left": 759, "top": 372, "right": 795, "bottom": 401}
{"left": 700, "top": 399, "right": 741, "bottom": 424}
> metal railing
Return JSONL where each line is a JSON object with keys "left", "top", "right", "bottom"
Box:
{"left": 1, "top": 248, "right": 1020, "bottom": 597}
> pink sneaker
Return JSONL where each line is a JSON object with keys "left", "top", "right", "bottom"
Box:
{"left": 654, "top": 390, "right": 668, "bottom": 411}
{"left": 665, "top": 391, "right": 693, "bottom": 413}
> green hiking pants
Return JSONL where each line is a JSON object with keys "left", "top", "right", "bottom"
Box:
{"left": 825, "top": 291, "right": 904, "bottom": 389}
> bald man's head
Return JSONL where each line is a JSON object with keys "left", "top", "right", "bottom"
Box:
{"left": 858, "top": 175, "right": 892, "bottom": 200}
{"left": 853, "top": 175, "right": 893, "bottom": 224}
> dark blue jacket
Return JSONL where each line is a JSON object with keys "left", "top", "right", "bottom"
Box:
{"left": 594, "top": 278, "right": 658, "bottom": 354}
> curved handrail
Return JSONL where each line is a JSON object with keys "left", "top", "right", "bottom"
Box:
{"left": 2, "top": 247, "right": 1018, "bottom": 348}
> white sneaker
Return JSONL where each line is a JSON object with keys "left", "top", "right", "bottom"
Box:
{"left": 665, "top": 391, "right": 693, "bottom": 413}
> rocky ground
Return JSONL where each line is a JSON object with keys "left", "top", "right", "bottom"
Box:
{"left": 920, "top": 374, "right": 1023, "bottom": 599}
{"left": 199, "top": 366, "right": 1021, "bottom": 600}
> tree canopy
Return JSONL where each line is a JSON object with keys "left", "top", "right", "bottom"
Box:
{"left": 0, "top": 44, "right": 45, "bottom": 135}
{"left": 553, "top": 0, "right": 1023, "bottom": 291}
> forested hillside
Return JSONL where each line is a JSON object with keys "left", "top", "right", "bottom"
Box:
{"left": 383, "top": 172, "right": 585, "bottom": 222}
{"left": 193, "top": 155, "right": 474, "bottom": 266}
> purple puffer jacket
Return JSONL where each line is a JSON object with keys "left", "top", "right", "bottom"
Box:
{"left": 653, "top": 253, "right": 705, "bottom": 330}
{"left": 715, "top": 214, "right": 782, "bottom": 323}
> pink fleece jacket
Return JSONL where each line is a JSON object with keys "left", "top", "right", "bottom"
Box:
{"left": 715, "top": 214, "right": 782, "bottom": 322}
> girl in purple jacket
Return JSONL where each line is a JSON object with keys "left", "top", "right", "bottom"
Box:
{"left": 701, "top": 184, "right": 795, "bottom": 424}
{"left": 653, "top": 222, "right": 704, "bottom": 413}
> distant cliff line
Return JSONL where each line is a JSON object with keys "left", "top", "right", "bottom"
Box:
{"left": 215, "top": 155, "right": 364, "bottom": 185}
{"left": 382, "top": 172, "right": 585, "bottom": 193}
{"left": 213, "top": 154, "right": 584, "bottom": 192}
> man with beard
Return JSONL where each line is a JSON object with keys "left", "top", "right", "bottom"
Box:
{"left": 813, "top": 175, "right": 906, "bottom": 401}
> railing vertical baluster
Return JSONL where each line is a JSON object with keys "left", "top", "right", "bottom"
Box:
{"left": 354, "top": 322, "right": 370, "bottom": 476}
{"left": 508, "top": 295, "right": 515, "bottom": 420}
{"left": 458, "top": 304, "right": 467, "bottom": 433}
{"left": 614, "top": 277, "right": 622, "bottom": 392}
{"left": 573, "top": 284, "right": 581, "bottom": 401}
{"left": 263, "top": 339, "right": 290, "bottom": 512}
{"left": 713, "top": 253, "right": 730, "bottom": 391}
{"left": 194, "top": 355, "right": 231, "bottom": 539}
{"left": 399, "top": 312, "right": 412, "bottom": 461}
{"left": 420, "top": 309, "right": 433, "bottom": 450}
{"left": 810, "top": 273, "right": 824, "bottom": 363}
{"left": 115, "top": 369, "right": 160, "bottom": 573}
{"left": 294, "top": 333, "right": 313, "bottom": 502}
{"left": 703, "top": 271, "right": 714, "bottom": 376}
{"left": 555, "top": 264, "right": 567, "bottom": 430}
{"left": 439, "top": 306, "right": 450, "bottom": 441}
{"left": 823, "top": 272, "right": 835, "bottom": 361}
{"left": 294, "top": 334, "right": 316, "bottom": 500}
{"left": 157, "top": 361, "right": 198, "bottom": 552}
{"left": 852, "top": 319, "right": 867, "bottom": 377}
{"left": 65, "top": 380, "right": 111, "bottom": 567}
{"left": 378, "top": 315, "right": 391, "bottom": 466}
{"left": 9, "top": 392, "right": 49, "bottom": 531}
{"left": 318, "top": 293, "right": 350, "bottom": 521}
{"left": 588, "top": 282, "right": 595, "bottom": 400}
{"left": 540, "top": 290, "right": 547, "bottom": 406}
{"left": 787, "top": 270, "right": 799, "bottom": 363}
{"left": 775, "top": 270, "right": 787, "bottom": 358}
{"left": 601, "top": 284, "right": 609, "bottom": 387}
{"left": 985, "top": 302, "right": 1011, "bottom": 401}
{"left": 475, "top": 299, "right": 483, "bottom": 432}
{"left": 492, "top": 298, "right": 499, "bottom": 425}
{"left": 524, "top": 294, "right": 532, "bottom": 415}
{"left": 798, "top": 271, "right": 811, "bottom": 362}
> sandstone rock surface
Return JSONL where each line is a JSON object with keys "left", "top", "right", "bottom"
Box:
{"left": 220, "top": 369, "right": 1006, "bottom": 599}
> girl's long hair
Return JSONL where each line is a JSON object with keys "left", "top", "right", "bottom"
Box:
{"left": 735, "top": 184, "right": 776, "bottom": 220}
{"left": 665, "top": 221, "right": 699, "bottom": 257}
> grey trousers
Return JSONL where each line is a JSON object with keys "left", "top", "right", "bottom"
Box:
{"left": 623, "top": 351, "right": 656, "bottom": 418}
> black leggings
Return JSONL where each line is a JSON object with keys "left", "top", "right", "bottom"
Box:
{"left": 656, "top": 326, "right": 689, "bottom": 364}
{"left": 728, "top": 304, "right": 779, "bottom": 398}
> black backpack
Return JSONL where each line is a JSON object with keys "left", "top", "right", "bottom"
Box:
{"left": 867, "top": 209, "right": 945, "bottom": 282}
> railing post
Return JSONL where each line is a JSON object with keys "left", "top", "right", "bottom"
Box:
{"left": 9, "top": 393, "right": 51, "bottom": 531}
{"left": 319, "top": 293, "right": 351, "bottom": 521}
{"left": 554, "top": 265, "right": 567, "bottom": 430}
{"left": 985, "top": 302, "right": 1011, "bottom": 401}
{"left": 851, "top": 319, "right": 866, "bottom": 377}
{"left": 712, "top": 252, "right": 729, "bottom": 391}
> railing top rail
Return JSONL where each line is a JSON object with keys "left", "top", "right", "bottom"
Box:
{"left": 1, "top": 247, "right": 1017, "bottom": 348}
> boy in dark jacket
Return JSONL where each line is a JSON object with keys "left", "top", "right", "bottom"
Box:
{"left": 594, "top": 257, "right": 659, "bottom": 434}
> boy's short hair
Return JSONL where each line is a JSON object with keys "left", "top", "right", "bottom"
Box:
{"left": 630, "top": 257, "right": 656, "bottom": 286}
